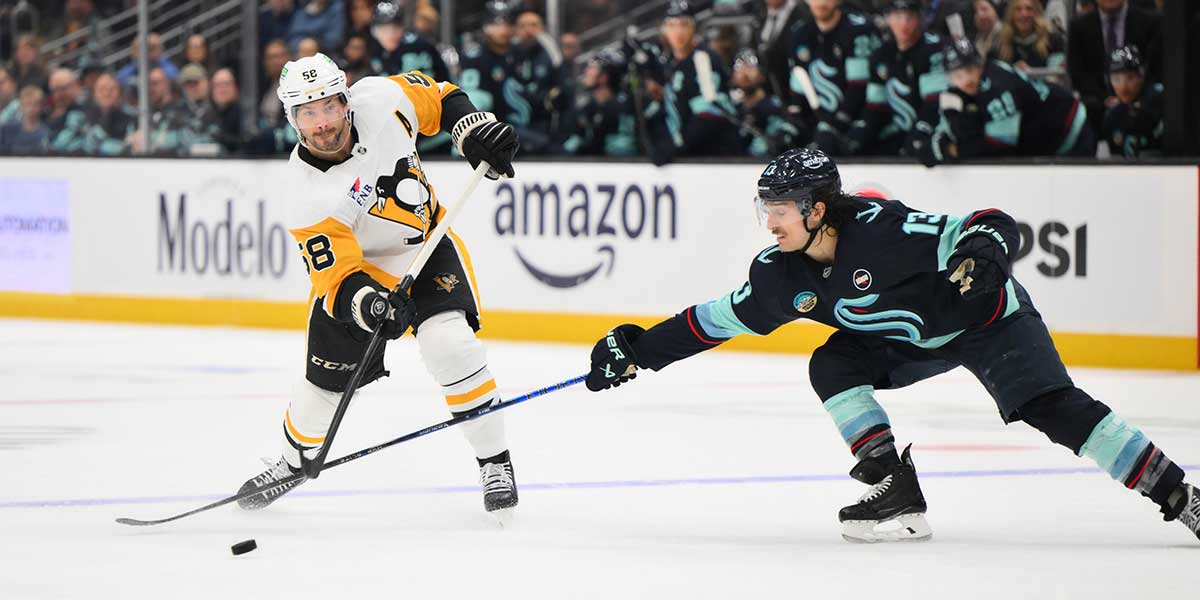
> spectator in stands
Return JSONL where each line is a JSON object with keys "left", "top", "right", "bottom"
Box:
{"left": 288, "top": 0, "right": 346, "bottom": 56}
{"left": 339, "top": 33, "right": 374, "bottom": 84}
{"left": 80, "top": 72, "right": 134, "bottom": 155}
{"left": 560, "top": 32, "right": 581, "bottom": 65}
{"left": 179, "top": 64, "right": 219, "bottom": 135}
{"left": 47, "top": 0, "right": 110, "bottom": 63}
{"left": 45, "top": 67, "right": 88, "bottom": 153}
{"left": 0, "top": 86, "right": 50, "bottom": 155}
{"left": 259, "top": 39, "right": 290, "bottom": 127}
{"left": 924, "top": 0, "right": 973, "bottom": 38}
{"left": 997, "top": 0, "right": 1066, "bottom": 78}
{"left": 296, "top": 36, "right": 321, "bottom": 58}
{"left": 709, "top": 25, "right": 740, "bottom": 71}
{"left": 347, "top": 0, "right": 374, "bottom": 41}
{"left": 974, "top": 0, "right": 1002, "bottom": 60}
{"left": 260, "top": 0, "right": 295, "bottom": 50}
{"left": 369, "top": 0, "right": 450, "bottom": 81}
{"left": 0, "top": 66, "right": 18, "bottom": 125}
{"left": 1068, "top": 0, "right": 1162, "bottom": 136}
{"left": 210, "top": 67, "right": 243, "bottom": 155}
{"left": 249, "top": 40, "right": 298, "bottom": 156}
{"left": 130, "top": 66, "right": 194, "bottom": 156}
{"left": 757, "top": 0, "right": 809, "bottom": 100}
{"left": 732, "top": 50, "right": 803, "bottom": 157}
{"left": 1102, "top": 46, "right": 1162, "bottom": 157}
{"left": 413, "top": 2, "right": 440, "bottom": 40}
{"left": 184, "top": 33, "right": 213, "bottom": 72}
{"left": 116, "top": 32, "right": 179, "bottom": 89}
{"left": 10, "top": 34, "right": 47, "bottom": 92}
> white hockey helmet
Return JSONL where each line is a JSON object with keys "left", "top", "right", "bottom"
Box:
{"left": 276, "top": 53, "right": 351, "bottom": 136}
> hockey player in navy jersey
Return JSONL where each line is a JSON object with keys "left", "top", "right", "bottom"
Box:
{"left": 584, "top": 148, "right": 1200, "bottom": 543}
{"left": 923, "top": 38, "right": 1095, "bottom": 164}
{"left": 846, "top": 0, "right": 946, "bottom": 156}
{"left": 1101, "top": 46, "right": 1164, "bottom": 158}
{"left": 787, "top": 0, "right": 879, "bottom": 154}
{"left": 658, "top": 0, "right": 742, "bottom": 157}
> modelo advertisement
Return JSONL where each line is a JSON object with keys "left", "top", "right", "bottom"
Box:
{"left": 0, "top": 158, "right": 1192, "bottom": 341}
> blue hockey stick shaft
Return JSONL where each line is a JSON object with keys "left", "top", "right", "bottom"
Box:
{"left": 114, "top": 374, "right": 588, "bottom": 527}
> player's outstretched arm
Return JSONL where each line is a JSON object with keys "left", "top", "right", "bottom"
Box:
{"left": 585, "top": 254, "right": 799, "bottom": 392}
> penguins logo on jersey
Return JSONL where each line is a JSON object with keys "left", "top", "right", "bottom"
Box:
{"left": 432, "top": 273, "right": 459, "bottom": 293}
{"left": 370, "top": 154, "right": 436, "bottom": 232}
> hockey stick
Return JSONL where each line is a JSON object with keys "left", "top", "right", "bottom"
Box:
{"left": 114, "top": 374, "right": 587, "bottom": 527}
{"left": 303, "top": 161, "right": 490, "bottom": 480}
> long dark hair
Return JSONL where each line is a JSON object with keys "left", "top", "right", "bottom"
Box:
{"left": 819, "top": 191, "right": 864, "bottom": 233}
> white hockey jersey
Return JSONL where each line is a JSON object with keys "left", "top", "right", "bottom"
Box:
{"left": 284, "top": 72, "right": 474, "bottom": 317}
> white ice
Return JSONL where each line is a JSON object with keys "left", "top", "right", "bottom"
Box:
{"left": 0, "top": 318, "right": 1196, "bottom": 599}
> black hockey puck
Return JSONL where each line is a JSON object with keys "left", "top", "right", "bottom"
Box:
{"left": 231, "top": 539, "right": 257, "bottom": 556}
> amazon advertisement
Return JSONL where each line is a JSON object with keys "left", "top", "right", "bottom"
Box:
{"left": 0, "top": 158, "right": 1193, "bottom": 368}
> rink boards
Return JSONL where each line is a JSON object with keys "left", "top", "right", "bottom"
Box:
{"left": 0, "top": 158, "right": 1195, "bottom": 370}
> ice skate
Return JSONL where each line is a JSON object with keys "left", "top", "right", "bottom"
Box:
{"left": 839, "top": 445, "right": 932, "bottom": 543}
{"left": 1163, "top": 483, "right": 1200, "bottom": 541}
{"left": 237, "top": 456, "right": 307, "bottom": 510}
{"left": 479, "top": 451, "right": 518, "bottom": 525}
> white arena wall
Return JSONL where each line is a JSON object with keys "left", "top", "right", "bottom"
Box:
{"left": 0, "top": 157, "right": 1195, "bottom": 370}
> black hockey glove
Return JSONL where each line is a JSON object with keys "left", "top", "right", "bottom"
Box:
{"left": 947, "top": 231, "right": 1011, "bottom": 300}
{"left": 459, "top": 118, "right": 519, "bottom": 180}
{"left": 585, "top": 324, "right": 645, "bottom": 392}
{"left": 353, "top": 288, "right": 417, "bottom": 340}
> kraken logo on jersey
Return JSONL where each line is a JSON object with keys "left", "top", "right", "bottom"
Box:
{"left": 885, "top": 79, "right": 918, "bottom": 131}
{"left": 370, "top": 153, "right": 438, "bottom": 233}
{"left": 810, "top": 60, "right": 843, "bottom": 112}
{"left": 834, "top": 294, "right": 927, "bottom": 343}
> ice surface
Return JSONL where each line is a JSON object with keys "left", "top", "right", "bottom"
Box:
{"left": 0, "top": 319, "right": 1196, "bottom": 599}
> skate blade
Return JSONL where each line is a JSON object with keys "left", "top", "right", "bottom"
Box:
{"left": 489, "top": 507, "right": 516, "bottom": 528}
{"left": 841, "top": 513, "right": 932, "bottom": 543}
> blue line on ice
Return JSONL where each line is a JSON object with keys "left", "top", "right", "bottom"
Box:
{"left": 4, "top": 463, "right": 1197, "bottom": 510}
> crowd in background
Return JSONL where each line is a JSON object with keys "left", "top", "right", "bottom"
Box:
{"left": 0, "top": 0, "right": 1170, "bottom": 161}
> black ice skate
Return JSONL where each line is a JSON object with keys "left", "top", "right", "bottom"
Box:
{"left": 1163, "top": 483, "right": 1200, "bottom": 541}
{"left": 479, "top": 451, "right": 518, "bottom": 521}
{"left": 839, "top": 444, "right": 932, "bottom": 543}
{"left": 237, "top": 457, "right": 307, "bottom": 510}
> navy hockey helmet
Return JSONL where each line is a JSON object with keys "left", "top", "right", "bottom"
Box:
{"left": 756, "top": 148, "right": 842, "bottom": 216}
{"left": 886, "top": 0, "right": 922, "bottom": 13}
{"left": 1108, "top": 45, "right": 1143, "bottom": 74}
{"left": 944, "top": 37, "right": 982, "bottom": 71}
{"left": 374, "top": 0, "right": 405, "bottom": 25}
{"left": 665, "top": 0, "right": 696, "bottom": 20}
{"left": 485, "top": 0, "right": 518, "bottom": 24}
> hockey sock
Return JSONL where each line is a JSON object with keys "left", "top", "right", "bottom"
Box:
{"left": 280, "top": 381, "right": 341, "bottom": 469}
{"left": 417, "top": 311, "right": 508, "bottom": 460}
{"left": 823, "top": 385, "right": 898, "bottom": 462}
{"left": 1079, "top": 412, "right": 1185, "bottom": 508}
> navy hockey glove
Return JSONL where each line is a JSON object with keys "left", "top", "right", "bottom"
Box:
{"left": 452, "top": 112, "right": 518, "bottom": 180}
{"left": 586, "top": 324, "right": 645, "bottom": 392}
{"left": 947, "top": 230, "right": 1011, "bottom": 300}
{"left": 352, "top": 287, "right": 417, "bottom": 340}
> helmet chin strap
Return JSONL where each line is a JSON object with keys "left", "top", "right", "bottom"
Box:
{"left": 796, "top": 204, "right": 823, "bottom": 254}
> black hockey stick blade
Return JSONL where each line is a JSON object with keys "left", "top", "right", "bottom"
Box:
{"left": 115, "top": 470, "right": 308, "bottom": 527}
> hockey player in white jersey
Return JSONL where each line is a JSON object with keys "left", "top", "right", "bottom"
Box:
{"left": 237, "top": 53, "right": 521, "bottom": 517}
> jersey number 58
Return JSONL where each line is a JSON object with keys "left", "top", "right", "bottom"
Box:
{"left": 298, "top": 234, "right": 336, "bottom": 274}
